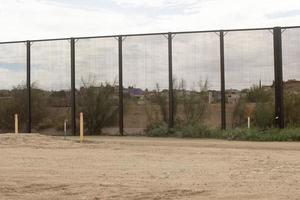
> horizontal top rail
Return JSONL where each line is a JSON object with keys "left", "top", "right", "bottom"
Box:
{"left": 0, "top": 25, "right": 300, "bottom": 44}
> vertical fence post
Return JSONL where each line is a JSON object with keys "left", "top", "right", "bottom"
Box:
{"left": 273, "top": 27, "right": 284, "bottom": 129}
{"left": 26, "top": 41, "right": 31, "bottom": 133}
{"left": 220, "top": 31, "right": 226, "bottom": 130}
{"left": 168, "top": 32, "right": 174, "bottom": 128}
{"left": 118, "top": 36, "right": 124, "bottom": 136}
{"left": 70, "top": 38, "right": 76, "bottom": 135}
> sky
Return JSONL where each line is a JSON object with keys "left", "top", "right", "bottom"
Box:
{"left": 0, "top": 0, "right": 300, "bottom": 41}
{"left": 0, "top": 0, "right": 299, "bottom": 91}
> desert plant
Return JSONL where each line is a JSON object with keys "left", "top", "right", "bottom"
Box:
{"left": 232, "top": 95, "right": 247, "bottom": 127}
{"left": 153, "top": 83, "right": 169, "bottom": 123}
{"left": 145, "top": 83, "right": 169, "bottom": 125}
{"left": 284, "top": 92, "right": 300, "bottom": 127}
{"left": 0, "top": 90, "right": 24, "bottom": 131}
{"left": 247, "top": 85, "right": 272, "bottom": 103}
{"left": 233, "top": 84, "right": 274, "bottom": 128}
{"left": 176, "top": 79, "right": 209, "bottom": 125}
{"left": 253, "top": 102, "right": 274, "bottom": 129}
{"left": 0, "top": 83, "right": 48, "bottom": 132}
{"left": 77, "top": 79, "right": 118, "bottom": 135}
{"left": 31, "top": 86, "right": 49, "bottom": 127}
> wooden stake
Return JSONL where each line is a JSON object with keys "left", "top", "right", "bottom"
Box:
{"left": 248, "top": 117, "right": 251, "bottom": 129}
{"left": 80, "top": 112, "right": 84, "bottom": 143}
{"left": 15, "top": 114, "right": 18, "bottom": 134}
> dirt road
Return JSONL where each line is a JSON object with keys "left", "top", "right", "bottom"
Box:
{"left": 0, "top": 134, "right": 299, "bottom": 199}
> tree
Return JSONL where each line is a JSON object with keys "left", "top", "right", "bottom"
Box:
{"left": 177, "top": 79, "right": 209, "bottom": 125}
{"left": 77, "top": 79, "right": 118, "bottom": 135}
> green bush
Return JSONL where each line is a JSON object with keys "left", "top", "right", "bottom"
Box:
{"left": 175, "top": 124, "right": 212, "bottom": 138}
{"left": 145, "top": 123, "right": 300, "bottom": 141}
{"left": 284, "top": 93, "right": 300, "bottom": 127}
{"left": 253, "top": 102, "right": 274, "bottom": 129}
{"left": 233, "top": 84, "right": 274, "bottom": 129}
{"left": 145, "top": 123, "right": 170, "bottom": 137}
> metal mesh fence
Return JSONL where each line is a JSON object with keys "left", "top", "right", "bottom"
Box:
{"left": 123, "top": 35, "right": 169, "bottom": 134}
{"left": 224, "top": 30, "right": 275, "bottom": 129}
{"left": 282, "top": 28, "right": 300, "bottom": 127}
{"left": 75, "top": 37, "right": 119, "bottom": 135}
{"left": 0, "top": 43, "right": 27, "bottom": 133}
{"left": 31, "top": 40, "right": 71, "bottom": 135}
{"left": 173, "top": 33, "right": 221, "bottom": 128}
{"left": 0, "top": 26, "right": 299, "bottom": 135}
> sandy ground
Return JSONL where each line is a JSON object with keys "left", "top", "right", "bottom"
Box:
{"left": 0, "top": 134, "right": 299, "bottom": 200}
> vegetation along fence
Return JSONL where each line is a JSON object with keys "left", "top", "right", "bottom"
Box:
{"left": 0, "top": 26, "right": 299, "bottom": 135}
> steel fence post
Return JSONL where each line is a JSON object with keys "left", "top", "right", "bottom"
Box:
{"left": 118, "top": 36, "right": 124, "bottom": 136}
{"left": 273, "top": 27, "right": 284, "bottom": 129}
{"left": 71, "top": 38, "right": 76, "bottom": 135}
{"left": 220, "top": 31, "right": 226, "bottom": 130}
{"left": 26, "top": 41, "right": 31, "bottom": 133}
{"left": 168, "top": 33, "right": 174, "bottom": 128}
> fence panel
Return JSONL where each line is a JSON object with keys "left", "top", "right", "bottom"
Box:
{"left": 224, "top": 30, "right": 275, "bottom": 129}
{"left": 282, "top": 28, "right": 300, "bottom": 127}
{"left": 173, "top": 33, "right": 221, "bottom": 128}
{"left": 1, "top": 26, "right": 299, "bottom": 134}
{"left": 123, "top": 35, "right": 169, "bottom": 135}
{"left": 0, "top": 43, "right": 27, "bottom": 133}
{"left": 31, "top": 40, "right": 71, "bottom": 135}
{"left": 75, "top": 37, "right": 119, "bottom": 135}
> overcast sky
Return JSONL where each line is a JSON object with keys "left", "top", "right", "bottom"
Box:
{"left": 0, "top": 0, "right": 300, "bottom": 41}
{"left": 0, "top": 0, "right": 299, "bottom": 91}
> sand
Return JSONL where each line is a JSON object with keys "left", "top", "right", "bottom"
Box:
{"left": 0, "top": 134, "right": 299, "bottom": 200}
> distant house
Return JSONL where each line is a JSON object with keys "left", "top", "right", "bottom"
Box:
{"left": 226, "top": 89, "right": 241, "bottom": 104}
{"left": 123, "top": 87, "right": 144, "bottom": 105}
{"left": 284, "top": 79, "right": 300, "bottom": 93}
{"left": 127, "top": 87, "right": 144, "bottom": 98}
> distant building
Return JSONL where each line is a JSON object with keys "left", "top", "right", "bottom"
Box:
{"left": 226, "top": 89, "right": 241, "bottom": 104}
{"left": 127, "top": 87, "right": 144, "bottom": 98}
{"left": 284, "top": 79, "right": 300, "bottom": 94}
{"left": 123, "top": 87, "right": 145, "bottom": 104}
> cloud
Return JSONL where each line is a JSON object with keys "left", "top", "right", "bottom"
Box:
{"left": 0, "top": 0, "right": 300, "bottom": 92}
{"left": 266, "top": 9, "right": 300, "bottom": 19}
{"left": 111, "top": 0, "right": 200, "bottom": 11}
{"left": 0, "top": 0, "right": 300, "bottom": 42}
{"left": 0, "top": 0, "right": 133, "bottom": 41}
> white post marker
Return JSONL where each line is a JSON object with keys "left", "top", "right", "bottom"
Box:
{"left": 80, "top": 112, "right": 84, "bottom": 143}
{"left": 247, "top": 116, "right": 250, "bottom": 129}
{"left": 64, "top": 119, "right": 68, "bottom": 140}
{"left": 15, "top": 114, "right": 18, "bottom": 134}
